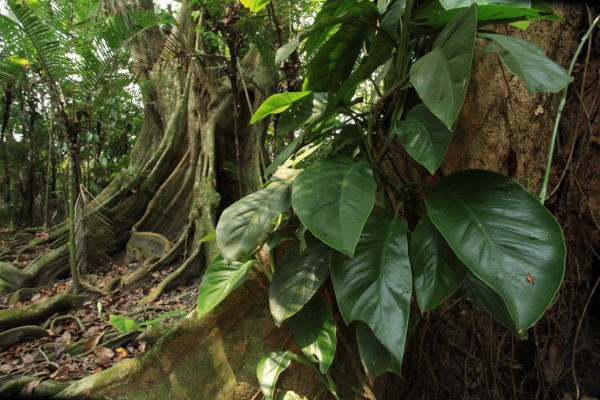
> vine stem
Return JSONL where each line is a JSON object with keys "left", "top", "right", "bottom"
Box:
{"left": 539, "top": 14, "right": 600, "bottom": 204}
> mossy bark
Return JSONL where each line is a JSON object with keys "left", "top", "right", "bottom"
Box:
{"left": 56, "top": 274, "right": 329, "bottom": 400}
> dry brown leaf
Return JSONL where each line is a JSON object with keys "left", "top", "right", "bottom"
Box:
{"left": 0, "top": 364, "right": 11, "bottom": 374}
{"left": 83, "top": 334, "right": 103, "bottom": 351}
{"left": 93, "top": 346, "right": 115, "bottom": 359}
{"left": 22, "top": 353, "right": 35, "bottom": 364}
{"left": 50, "top": 365, "right": 70, "bottom": 380}
{"left": 94, "top": 356, "right": 112, "bottom": 367}
{"left": 61, "top": 331, "right": 72, "bottom": 343}
{"left": 21, "top": 379, "right": 41, "bottom": 395}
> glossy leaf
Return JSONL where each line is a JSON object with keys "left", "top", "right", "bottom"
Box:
{"left": 458, "top": 272, "right": 518, "bottom": 333}
{"left": 269, "top": 237, "right": 332, "bottom": 326}
{"left": 410, "top": 5, "right": 476, "bottom": 128}
{"left": 304, "top": 2, "right": 379, "bottom": 93}
{"left": 240, "top": 0, "right": 270, "bottom": 13}
{"left": 413, "top": 1, "right": 560, "bottom": 33}
{"left": 304, "top": 0, "right": 369, "bottom": 58}
{"left": 480, "top": 32, "right": 573, "bottom": 93}
{"left": 250, "top": 92, "right": 312, "bottom": 125}
{"left": 410, "top": 217, "right": 468, "bottom": 312}
{"left": 278, "top": 93, "right": 329, "bottom": 133}
{"left": 197, "top": 257, "right": 255, "bottom": 317}
{"left": 292, "top": 158, "right": 376, "bottom": 256}
{"left": 217, "top": 168, "right": 300, "bottom": 262}
{"left": 257, "top": 351, "right": 295, "bottom": 400}
{"left": 425, "top": 170, "right": 565, "bottom": 332}
{"left": 395, "top": 104, "right": 454, "bottom": 174}
{"left": 330, "top": 208, "right": 412, "bottom": 364}
{"left": 356, "top": 321, "right": 391, "bottom": 377}
{"left": 288, "top": 297, "right": 337, "bottom": 373}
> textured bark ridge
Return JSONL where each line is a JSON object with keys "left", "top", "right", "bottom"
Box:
{"left": 57, "top": 274, "right": 325, "bottom": 400}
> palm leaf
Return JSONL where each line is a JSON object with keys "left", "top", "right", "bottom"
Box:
{"left": 74, "top": 191, "right": 115, "bottom": 274}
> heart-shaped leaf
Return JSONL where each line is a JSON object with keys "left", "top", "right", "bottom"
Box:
{"left": 197, "top": 257, "right": 255, "bottom": 317}
{"left": 292, "top": 157, "right": 376, "bottom": 256}
{"left": 410, "top": 217, "right": 468, "bottom": 312}
{"left": 257, "top": 351, "right": 295, "bottom": 400}
{"left": 330, "top": 208, "right": 412, "bottom": 364}
{"left": 410, "top": 4, "right": 476, "bottom": 128}
{"left": 269, "top": 237, "right": 331, "bottom": 326}
{"left": 425, "top": 170, "right": 565, "bottom": 332}
{"left": 288, "top": 297, "right": 336, "bottom": 373}
{"left": 217, "top": 168, "right": 300, "bottom": 262}
{"left": 480, "top": 32, "right": 573, "bottom": 93}
{"left": 395, "top": 104, "right": 454, "bottom": 174}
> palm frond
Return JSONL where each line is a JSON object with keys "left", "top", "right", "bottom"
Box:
{"left": 74, "top": 191, "right": 115, "bottom": 274}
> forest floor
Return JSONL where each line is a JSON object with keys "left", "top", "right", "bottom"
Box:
{"left": 0, "top": 230, "right": 199, "bottom": 396}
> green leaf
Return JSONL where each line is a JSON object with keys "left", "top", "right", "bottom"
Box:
{"left": 269, "top": 237, "right": 332, "bottom": 326}
{"left": 330, "top": 208, "right": 412, "bottom": 365}
{"left": 197, "top": 257, "right": 255, "bottom": 317}
{"left": 304, "top": 2, "right": 379, "bottom": 93}
{"left": 250, "top": 92, "right": 312, "bottom": 125}
{"left": 410, "top": 4, "right": 476, "bottom": 128}
{"left": 277, "top": 391, "right": 307, "bottom": 400}
{"left": 108, "top": 315, "right": 136, "bottom": 333}
{"left": 304, "top": 0, "right": 365, "bottom": 58}
{"left": 458, "top": 272, "right": 519, "bottom": 333}
{"left": 264, "top": 133, "right": 304, "bottom": 179}
{"left": 292, "top": 158, "right": 376, "bottom": 256}
{"left": 217, "top": 168, "right": 300, "bottom": 262}
{"left": 278, "top": 93, "right": 329, "bottom": 133}
{"left": 425, "top": 170, "right": 565, "bottom": 331}
{"left": 240, "top": 0, "right": 270, "bottom": 13}
{"left": 288, "top": 297, "right": 337, "bottom": 373}
{"left": 356, "top": 321, "right": 391, "bottom": 377}
{"left": 337, "top": 29, "right": 396, "bottom": 101}
{"left": 413, "top": 1, "right": 560, "bottom": 33}
{"left": 394, "top": 104, "right": 454, "bottom": 174}
{"left": 257, "top": 351, "right": 295, "bottom": 400}
{"left": 275, "top": 36, "right": 302, "bottom": 64}
{"left": 410, "top": 217, "right": 468, "bottom": 312}
{"left": 440, "top": 0, "right": 530, "bottom": 9}
{"left": 480, "top": 32, "right": 573, "bottom": 93}
{"left": 138, "top": 309, "right": 187, "bottom": 327}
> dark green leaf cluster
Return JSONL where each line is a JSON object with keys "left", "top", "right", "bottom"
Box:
{"left": 197, "top": 0, "right": 570, "bottom": 396}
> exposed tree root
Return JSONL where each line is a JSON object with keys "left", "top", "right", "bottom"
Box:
{"left": 56, "top": 273, "right": 338, "bottom": 400}
{"left": 0, "top": 246, "right": 68, "bottom": 295}
{"left": 0, "top": 293, "right": 86, "bottom": 332}
{"left": 138, "top": 247, "right": 201, "bottom": 307}
{"left": 8, "top": 288, "right": 39, "bottom": 305}
{"left": 0, "top": 325, "right": 49, "bottom": 346}
{"left": 0, "top": 376, "right": 69, "bottom": 399}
